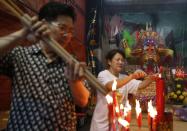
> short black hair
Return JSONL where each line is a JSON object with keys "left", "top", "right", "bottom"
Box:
{"left": 105, "top": 49, "right": 125, "bottom": 61}
{"left": 38, "top": 2, "right": 76, "bottom": 22}
{"left": 105, "top": 49, "right": 125, "bottom": 68}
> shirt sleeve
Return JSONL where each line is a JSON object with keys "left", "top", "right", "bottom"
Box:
{"left": 97, "top": 70, "right": 115, "bottom": 86}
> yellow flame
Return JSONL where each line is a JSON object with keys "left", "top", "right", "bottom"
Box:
{"left": 125, "top": 100, "right": 132, "bottom": 111}
{"left": 115, "top": 106, "right": 119, "bottom": 113}
{"left": 148, "top": 100, "right": 153, "bottom": 113}
{"left": 135, "top": 99, "right": 142, "bottom": 116}
{"left": 105, "top": 94, "right": 113, "bottom": 104}
{"left": 118, "top": 117, "right": 129, "bottom": 127}
{"left": 120, "top": 104, "right": 124, "bottom": 110}
{"left": 123, "top": 107, "right": 128, "bottom": 116}
{"left": 112, "top": 79, "right": 117, "bottom": 91}
{"left": 148, "top": 100, "right": 157, "bottom": 118}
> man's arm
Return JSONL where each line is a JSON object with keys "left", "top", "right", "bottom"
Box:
{"left": 67, "top": 61, "right": 90, "bottom": 107}
{"left": 69, "top": 80, "right": 90, "bottom": 107}
{"left": 104, "top": 75, "right": 134, "bottom": 92}
{"left": 0, "top": 29, "right": 26, "bottom": 56}
{"left": 0, "top": 16, "right": 50, "bottom": 56}
{"left": 104, "top": 71, "right": 147, "bottom": 92}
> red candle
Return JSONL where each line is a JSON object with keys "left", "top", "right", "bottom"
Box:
{"left": 137, "top": 112, "right": 142, "bottom": 128}
{"left": 112, "top": 92, "right": 117, "bottom": 106}
{"left": 125, "top": 111, "right": 131, "bottom": 123}
{"left": 148, "top": 112, "right": 151, "bottom": 127}
{"left": 110, "top": 106, "right": 116, "bottom": 131}
{"left": 156, "top": 74, "right": 165, "bottom": 122}
{"left": 108, "top": 80, "right": 119, "bottom": 131}
{"left": 135, "top": 100, "right": 142, "bottom": 128}
{"left": 112, "top": 80, "right": 117, "bottom": 107}
{"left": 111, "top": 122, "right": 116, "bottom": 131}
{"left": 115, "top": 106, "right": 120, "bottom": 118}
{"left": 152, "top": 116, "right": 157, "bottom": 131}
{"left": 106, "top": 95, "right": 116, "bottom": 131}
{"left": 150, "top": 116, "right": 157, "bottom": 131}
{"left": 148, "top": 104, "right": 158, "bottom": 131}
{"left": 109, "top": 103, "right": 114, "bottom": 122}
{"left": 150, "top": 117, "right": 153, "bottom": 131}
{"left": 106, "top": 95, "right": 114, "bottom": 120}
{"left": 121, "top": 126, "right": 129, "bottom": 131}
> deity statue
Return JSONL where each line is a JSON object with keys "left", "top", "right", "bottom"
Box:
{"left": 122, "top": 23, "right": 173, "bottom": 74}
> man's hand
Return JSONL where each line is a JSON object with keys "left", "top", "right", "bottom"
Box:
{"left": 65, "top": 60, "right": 86, "bottom": 81}
{"left": 0, "top": 14, "right": 50, "bottom": 56}
{"left": 21, "top": 14, "right": 51, "bottom": 40}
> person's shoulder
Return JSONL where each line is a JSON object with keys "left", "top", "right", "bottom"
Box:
{"left": 98, "top": 70, "right": 110, "bottom": 77}
{"left": 11, "top": 46, "right": 24, "bottom": 54}
{"left": 12, "top": 44, "right": 41, "bottom": 54}
{"left": 98, "top": 69, "right": 108, "bottom": 74}
{"left": 27, "top": 44, "right": 41, "bottom": 53}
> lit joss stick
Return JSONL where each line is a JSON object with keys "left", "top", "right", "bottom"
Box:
{"left": 135, "top": 99, "right": 142, "bottom": 129}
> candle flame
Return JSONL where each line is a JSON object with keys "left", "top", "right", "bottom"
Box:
{"left": 150, "top": 108, "right": 157, "bottom": 118}
{"left": 124, "top": 100, "right": 131, "bottom": 116}
{"left": 135, "top": 99, "right": 142, "bottom": 117}
{"left": 148, "top": 100, "right": 153, "bottom": 113}
{"left": 148, "top": 100, "right": 157, "bottom": 118}
{"left": 115, "top": 106, "right": 120, "bottom": 113}
{"left": 112, "top": 79, "right": 117, "bottom": 91}
{"left": 118, "top": 117, "right": 129, "bottom": 127}
{"left": 105, "top": 94, "right": 113, "bottom": 104}
{"left": 120, "top": 104, "right": 124, "bottom": 110}
{"left": 123, "top": 107, "right": 128, "bottom": 116}
{"left": 125, "top": 100, "right": 132, "bottom": 111}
